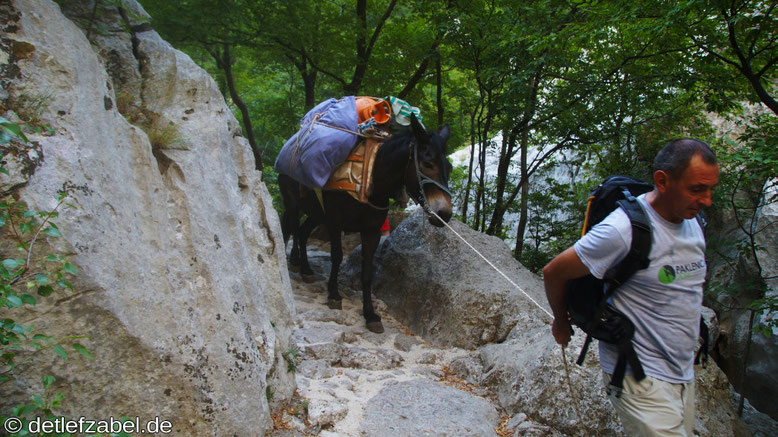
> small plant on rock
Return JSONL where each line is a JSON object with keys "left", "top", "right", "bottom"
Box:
{"left": 0, "top": 119, "right": 93, "bottom": 436}
{"left": 283, "top": 345, "right": 300, "bottom": 373}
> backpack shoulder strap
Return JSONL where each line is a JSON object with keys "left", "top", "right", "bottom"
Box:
{"left": 603, "top": 191, "right": 652, "bottom": 295}
{"left": 695, "top": 211, "right": 707, "bottom": 238}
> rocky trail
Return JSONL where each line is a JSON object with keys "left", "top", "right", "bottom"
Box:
{"left": 267, "top": 237, "right": 555, "bottom": 437}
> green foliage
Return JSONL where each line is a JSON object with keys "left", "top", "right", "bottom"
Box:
{"left": 0, "top": 124, "right": 93, "bottom": 436}
{"left": 749, "top": 295, "right": 777, "bottom": 338}
{"left": 1, "top": 91, "right": 55, "bottom": 146}
{"left": 9, "top": 92, "right": 55, "bottom": 135}
{"left": 262, "top": 165, "right": 282, "bottom": 211}
{"left": 142, "top": 121, "right": 185, "bottom": 151}
{"left": 517, "top": 177, "right": 588, "bottom": 274}
{"left": 137, "top": 0, "right": 776, "bottom": 283}
{"left": 1, "top": 375, "right": 66, "bottom": 437}
{"left": 1, "top": 116, "right": 30, "bottom": 145}
{"left": 282, "top": 345, "right": 300, "bottom": 373}
{"left": 0, "top": 190, "right": 87, "bottom": 378}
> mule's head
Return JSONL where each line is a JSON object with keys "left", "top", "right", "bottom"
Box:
{"left": 405, "top": 115, "right": 453, "bottom": 227}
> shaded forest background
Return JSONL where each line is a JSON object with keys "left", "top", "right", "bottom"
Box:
{"left": 137, "top": 0, "right": 777, "bottom": 341}
{"left": 138, "top": 1, "right": 775, "bottom": 256}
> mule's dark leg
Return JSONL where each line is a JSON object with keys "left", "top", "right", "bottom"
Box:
{"left": 326, "top": 224, "right": 344, "bottom": 310}
{"left": 289, "top": 236, "right": 301, "bottom": 271}
{"left": 360, "top": 229, "right": 383, "bottom": 333}
{"left": 282, "top": 211, "right": 302, "bottom": 272}
{"left": 296, "top": 216, "right": 318, "bottom": 281}
{"left": 279, "top": 174, "right": 302, "bottom": 272}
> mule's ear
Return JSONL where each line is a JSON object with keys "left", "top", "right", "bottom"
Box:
{"left": 438, "top": 124, "right": 451, "bottom": 144}
{"left": 410, "top": 113, "right": 427, "bottom": 140}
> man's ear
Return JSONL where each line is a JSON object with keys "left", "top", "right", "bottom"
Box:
{"left": 654, "top": 170, "right": 670, "bottom": 193}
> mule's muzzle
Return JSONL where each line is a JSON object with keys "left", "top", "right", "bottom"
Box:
{"left": 426, "top": 191, "right": 453, "bottom": 227}
{"left": 428, "top": 208, "right": 452, "bottom": 227}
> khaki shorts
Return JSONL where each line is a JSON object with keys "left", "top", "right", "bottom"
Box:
{"left": 602, "top": 372, "right": 695, "bottom": 437}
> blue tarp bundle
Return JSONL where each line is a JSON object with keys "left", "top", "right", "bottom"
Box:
{"left": 274, "top": 96, "right": 359, "bottom": 188}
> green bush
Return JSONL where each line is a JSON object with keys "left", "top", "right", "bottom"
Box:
{"left": 0, "top": 118, "right": 95, "bottom": 436}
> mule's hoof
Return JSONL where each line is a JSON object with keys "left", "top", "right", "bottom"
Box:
{"left": 288, "top": 264, "right": 300, "bottom": 273}
{"left": 302, "top": 274, "right": 317, "bottom": 283}
{"left": 366, "top": 321, "right": 384, "bottom": 333}
{"left": 327, "top": 299, "right": 342, "bottom": 310}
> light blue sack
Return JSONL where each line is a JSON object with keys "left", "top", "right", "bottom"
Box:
{"left": 274, "top": 97, "right": 358, "bottom": 188}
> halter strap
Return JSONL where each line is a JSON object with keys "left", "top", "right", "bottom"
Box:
{"left": 410, "top": 139, "right": 452, "bottom": 213}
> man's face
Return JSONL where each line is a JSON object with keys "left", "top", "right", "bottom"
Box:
{"left": 664, "top": 154, "right": 719, "bottom": 222}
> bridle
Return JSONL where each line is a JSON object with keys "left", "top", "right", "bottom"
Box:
{"left": 407, "top": 138, "right": 452, "bottom": 213}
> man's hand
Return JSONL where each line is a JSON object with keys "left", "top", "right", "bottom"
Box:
{"left": 543, "top": 246, "right": 590, "bottom": 347}
{"left": 551, "top": 317, "right": 573, "bottom": 347}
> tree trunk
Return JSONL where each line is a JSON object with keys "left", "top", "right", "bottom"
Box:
{"left": 514, "top": 128, "right": 530, "bottom": 258}
{"left": 436, "top": 48, "right": 443, "bottom": 128}
{"left": 398, "top": 37, "right": 442, "bottom": 100}
{"left": 722, "top": 10, "right": 778, "bottom": 116}
{"left": 211, "top": 44, "right": 262, "bottom": 170}
{"left": 461, "top": 110, "right": 477, "bottom": 222}
{"left": 345, "top": 0, "right": 398, "bottom": 96}
{"left": 738, "top": 309, "right": 755, "bottom": 416}
{"left": 486, "top": 128, "right": 519, "bottom": 236}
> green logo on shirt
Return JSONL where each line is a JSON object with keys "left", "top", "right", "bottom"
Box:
{"left": 658, "top": 265, "right": 676, "bottom": 284}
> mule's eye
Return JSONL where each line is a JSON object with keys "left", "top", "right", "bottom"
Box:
{"left": 422, "top": 161, "right": 435, "bottom": 170}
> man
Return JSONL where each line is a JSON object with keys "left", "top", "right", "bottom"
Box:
{"left": 543, "top": 139, "right": 719, "bottom": 436}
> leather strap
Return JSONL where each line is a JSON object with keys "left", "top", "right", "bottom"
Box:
{"left": 323, "top": 181, "right": 357, "bottom": 191}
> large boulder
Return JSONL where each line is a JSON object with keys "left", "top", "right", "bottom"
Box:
{"left": 0, "top": 0, "right": 295, "bottom": 435}
{"left": 342, "top": 207, "right": 550, "bottom": 350}
{"left": 351, "top": 207, "right": 749, "bottom": 435}
{"left": 474, "top": 324, "right": 750, "bottom": 436}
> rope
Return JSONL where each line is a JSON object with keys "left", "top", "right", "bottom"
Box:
{"left": 426, "top": 209, "right": 583, "bottom": 426}
{"left": 561, "top": 347, "right": 584, "bottom": 424}
{"left": 313, "top": 121, "right": 386, "bottom": 139}
{"left": 427, "top": 210, "right": 552, "bottom": 319}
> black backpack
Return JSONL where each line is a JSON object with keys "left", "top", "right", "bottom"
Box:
{"left": 566, "top": 175, "right": 709, "bottom": 396}
{"left": 566, "top": 175, "right": 652, "bottom": 395}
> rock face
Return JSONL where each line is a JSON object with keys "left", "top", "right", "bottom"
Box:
{"left": 1, "top": 1, "right": 295, "bottom": 435}
{"left": 741, "top": 179, "right": 778, "bottom": 418}
{"left": 707, "top": 178, "right": 778, "bottom": 422}
{"left": 345, "top": 208, "right": 750, "bottom": 436}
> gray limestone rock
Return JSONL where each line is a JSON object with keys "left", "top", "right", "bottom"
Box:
{"left": 342, "top": 207, "right": 550, "bottom": 349}
{"left": 307, "top": 398, "right": 348, "bottom": 428}
{"left": 359, "top": 379, "right": 500, "bottom": 437}
{"left": 0, "top": 1, "right": 296, "bottom": 434}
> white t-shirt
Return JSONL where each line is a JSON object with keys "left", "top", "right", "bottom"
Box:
{"left": 573, "top": 194, "right": 705, "bottom": 383}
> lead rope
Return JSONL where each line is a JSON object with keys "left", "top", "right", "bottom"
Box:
{"left": 426, "top": 209, "right": 583, "bottom": 425}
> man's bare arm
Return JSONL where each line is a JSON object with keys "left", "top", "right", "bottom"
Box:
{"left": 542, "top": 246, "right": 592, "bottom": 346}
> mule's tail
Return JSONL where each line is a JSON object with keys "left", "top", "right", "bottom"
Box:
{"left": 278, "top": 174, "right": 301, "bottom": 245}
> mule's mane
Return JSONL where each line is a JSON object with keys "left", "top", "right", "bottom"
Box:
{"left": 375, "top": 127, "right": 444, "bottom": 163}
{"left": 376, "top": 131, "right": 414, "bottom": 163}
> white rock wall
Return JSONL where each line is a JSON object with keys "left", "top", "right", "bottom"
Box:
{"left": 0, "top": 0, "right": 295, "bottom": 434}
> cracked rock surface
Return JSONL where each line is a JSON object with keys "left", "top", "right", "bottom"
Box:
{"left": 268, "top": 238, "right": 510, "bottom": 436}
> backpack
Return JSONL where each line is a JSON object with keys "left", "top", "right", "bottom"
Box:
{"left": 566, "top": 175, "right": 709, "bottom": 396}
{"left": 566, "top": 175, "right": 652, "bottom": 395}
